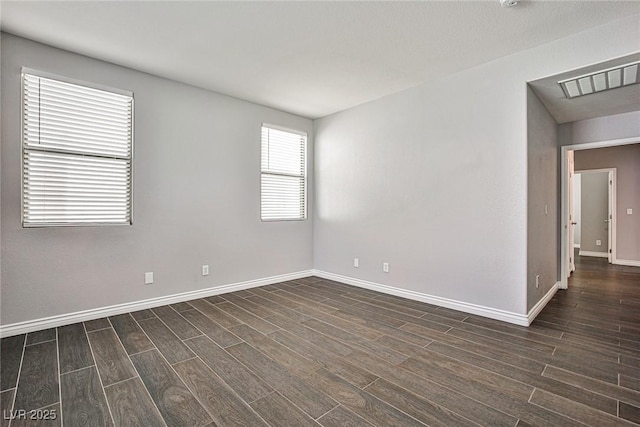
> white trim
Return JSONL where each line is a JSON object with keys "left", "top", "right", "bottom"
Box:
{"left": 312, "top": 270, "right": 531, "bottom": 326}
{"left": 527, "top": 282, "right": 559, "bottom": 324}
{"left": 579, "top": 250, "right": 609, "bottom": 258}
{"left": 0, "top": 270, "right": 313, "bottom": 338}
{"left": 614, "top": 259, "right": 640, "bottom": 267}
{"left": 573, "top": 244, "right": 580, "bottom": 249}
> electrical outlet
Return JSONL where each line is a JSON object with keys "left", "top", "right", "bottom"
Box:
{"left": 383, "top": 262, "right": 389, "bottom": 273}
{"left": 353, "top": 258, "right": 359, "bottom": 268}
{"left": 145, "top": 272, "right": 154, "bottom": 285}
{"left": 596, "top": 239, "right": 602, "bottom": 246}
{"left": 202, "top": 265, "right": 209, "bottom": 276}
{"left": 628, "top": 208, "right": 633, "bottom": 215}
{"left": 544, "top": 204, "right": 548, "bottom": 215}
{"left": 535, "top": 274, "right": 539, "bottom": 289}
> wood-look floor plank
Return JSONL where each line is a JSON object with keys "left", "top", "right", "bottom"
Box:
{"left": 620, "top": 401, "right": 640, "bottom": 425}
{"left": 292, "top": 304, "right": 384, "bottom": 341}
{"left": 104, "top": 377, "right": 166, "bottom": 427}
{"left": 58, "top": 323, "right": 94, "bottom": 374}
{"left": 263, "top": 313, "right": 353, "bottom": 357}
{"left": 26, "top": 328, "right": 56, "bottom": 346}
{"left": 0, "top": 389, "right": 15, "bottom": 427}
{"left": 530, "top": 389, "right": 636, "bottom": 427}
{"left": 401, "top": 323, "right": 546, "bottom": 374}
{"left": 84, "top": 318, "right": 112, "bottom": 332}
{"left": 180, "top": 309, "right": 242, "bottom": 348}
{"left": 60, "top": 366, "right": 113, "bottom": 427}
{"left": 173, "top": 357, "right": 269, "bottom": 426}
{"left": 130, "top": 309, "right": 156, "bottom": 321}
{"left": 346, "top": 348, "right": 518, "bottom": 426}
{"left": 223, "top": 293, "right": 281, "bottom": 320}
{"left": 109, "top": 313, "right": 155, "bottom": 355}
{"left": 425, "top": 340, "right": 617, "bottom": 415}
{"left": 317, "top": 405, "right": 374, "bottom": 427}
{"left": 202, "top": 295, "right": 225, "bottom": 305}
{"left": 169, "top": 301, "right": 193, "bottom": 312}
{"left": 229, "top": 323, "right": 323, "bottom": 378}
{"left": 151, "top": 305, "right": 201, "bottom": 340}
{"left": 13, "top": 340, "right": 58, "bottom": 412}
{"left": 225, "top": 342, "right": 338, "bottom": 419}
{"left": 137, "top": 317, "right": 194, "bottom": 364}
{"left": 130, "top": 349, "right": 212, "bottom": 426}
{"left": 365, "top": 378, "right": 478, "bottom": 427}
{"left": 305, "top": 368, "right": 426, "bottom": 426}
{"left": 302, "top": 318, "right": 408, "bottom": 365}
{"left": 543, "top": 365, "right": 640, "bottom": 407}
{"left": 184, "top": 335, "right": 273, "bottom": 403}
{"left": 0, "top": 334, "right": 25, "bottom": 391}
{"left": 268, "top": 329, "right": 378, "bottom": 389}
{"left": 87, "top": 328, "right": 137, "bottom": 387}
{"left": 250, "top": 392, "right": 318, "bottom": 427}
{"left": 189, "top": 299, "right": 243, "bottom": 329}
{"left": 216, "top": 301, "right": 280, "bottom": 334}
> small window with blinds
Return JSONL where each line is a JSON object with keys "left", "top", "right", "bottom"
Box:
{"left": 21, "top": 69, "right": 133, "bottom": 227}
{"left": 261, "top": 124, "right": 307, "bottom": 221}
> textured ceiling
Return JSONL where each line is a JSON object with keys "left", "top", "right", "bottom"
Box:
{"left": 1, "top": 1, "right": 640, "bottom": 118}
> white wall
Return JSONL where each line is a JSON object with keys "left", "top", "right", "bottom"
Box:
{"left": 313, "top": 15, "right": 640, "bottom": 317}
{"left": 1, "top": 34, "right": 314, "bottom": 326}
{"left": 527, "top": 88, "right": 558, "bottom": 312}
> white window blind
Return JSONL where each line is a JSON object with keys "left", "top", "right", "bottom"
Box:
{"left": 261, "top": 125, "right": 307, "bottom": 221}
{"left": 22, "top": 70, "right": 133, "bottom": 227}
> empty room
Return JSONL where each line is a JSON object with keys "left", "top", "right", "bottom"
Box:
{"left": 2, "top": 1, "right": 640, "bottom": 426}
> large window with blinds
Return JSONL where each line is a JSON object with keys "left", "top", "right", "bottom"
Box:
{"left": 261, "top": 125, "right": 307, "bottom": 221}
{"left": 21, "top": 69, "right": 133, "bottom": 227}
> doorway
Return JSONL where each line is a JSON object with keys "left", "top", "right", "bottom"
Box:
{"left": 560, "top": 137, "right": 638, "bottom": 290}
{"left": 573, "top": 169, "right": 615, "bottom": 262}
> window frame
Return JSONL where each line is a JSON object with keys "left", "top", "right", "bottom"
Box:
{"left": 260, "top": 123, "right": 308, "bottom": 222}
{"left": 20, "top": 67, "right": 135, "bottom": 228}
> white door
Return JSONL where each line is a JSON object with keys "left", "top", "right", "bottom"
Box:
{"left": 567, "top": 151, "right": 576, "bottom": 276}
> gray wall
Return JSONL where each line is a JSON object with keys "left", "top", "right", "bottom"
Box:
{"left": 577, "top": 172, "right": 609, "bottom": 255}
{"left": 527, "top": 87, "right": 558, "bottom": 311}
{"left": 1, "top": 34, "right": 314, "bottom": 326}
{"left": 313, "top": 15, "right": 640, "bottom": 316}
{"left": 575, "top": 145, "right": 640, "bottom": 261}
{"left": 558, "top": 111, "right": 640, "bottom": 146}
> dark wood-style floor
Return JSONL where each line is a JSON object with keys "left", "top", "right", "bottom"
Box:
{"left": 1, "top": 255, "right": 640, "bottom": 426}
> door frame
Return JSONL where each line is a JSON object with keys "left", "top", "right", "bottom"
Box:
{"left": 573, "top": 168, "right": 616, "bottom": 261}
{"left": 559, "top": 136, "right": 638, "bottom": 290}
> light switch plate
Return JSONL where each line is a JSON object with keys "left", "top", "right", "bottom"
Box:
{"left": 628, "top": 208, "right": 633, "bottom": 215}
{"left": 145, "top": 272, "right": 154, "bottom": 285}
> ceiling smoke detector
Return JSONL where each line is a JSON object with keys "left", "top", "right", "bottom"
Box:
{"left": 500, "top": 0, "right": 519, "bottom": 7}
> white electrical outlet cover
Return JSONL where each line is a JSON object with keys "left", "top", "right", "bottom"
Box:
{"left": 628, "top": 208, "right": 633, "bottom": 215}
{"left": 145, "top": 272, "right": 154, "bottom": 284}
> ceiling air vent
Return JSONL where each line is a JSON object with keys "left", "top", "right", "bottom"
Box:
{"left": 558, "top": 61, "right": 639, "bottom": 99}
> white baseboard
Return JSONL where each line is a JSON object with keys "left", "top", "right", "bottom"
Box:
{"left": 614, "top": 259, "right": 640, "bottom": 267}
{"left": 579, "top": 250, "right": 608, "bottom": 258}
{"left": 312, "top": 270, "right": 530, "bottom": 326}
{"left": 0, "top": 270, "right": 313, "bottom": 338}
{"left": 527, "top": 281, "right": 559, "bottom": 324}
{"left": 573, "top": 244, "right": 580, "bottom": 249}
